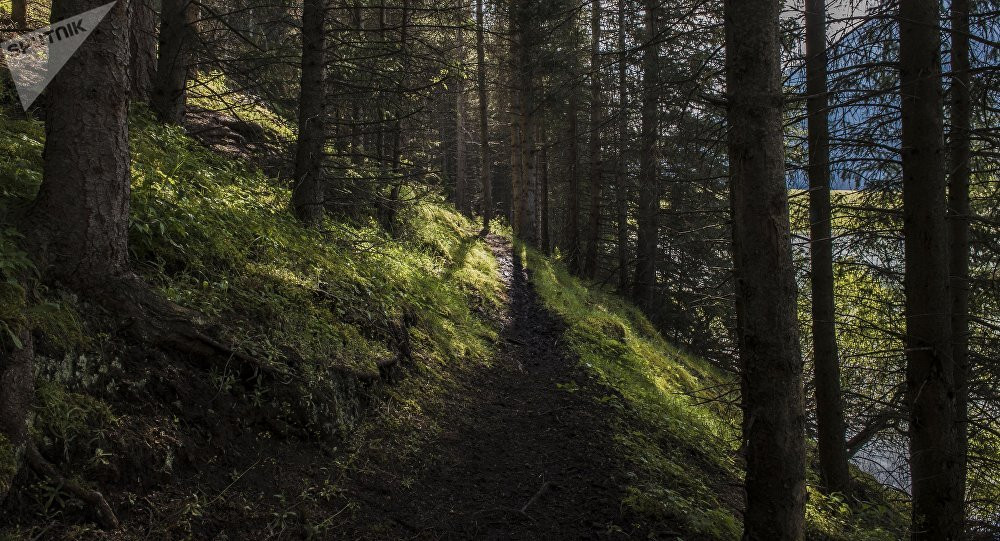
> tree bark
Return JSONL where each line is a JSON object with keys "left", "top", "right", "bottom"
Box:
{"left": 476, "top": 0, "right": 493, "bottom": 232}
{"left": 566, "top": 89, "right": 581, "bottom": 270}
{"left": 899, "top": 0, "right": 963, "bottom": 537}
{"left": 949, "top": 0, "right": 971, "bottom": 526}
{"left": 539, "top": 126, "right": 550, "bottom": 253}
{"left": 805, "top": 0, "right": 851, "bottom": 496}
{"left": 12, "top": 0, "right": 26, "bottom": 28}
{"left": 583, "top": 0, "right": 603, "bottom": 279}
{"left": 511, "top": 0, "right": 537, "bottom": 246}
{"left": 631, "top": 0, "right": 658, "bottom": 308}
{"left": 291, "top": 0, "right": 328, "bottom": 224}
{"left": 128, "top": 0, "right": 158, "bottom": 103}
{"left": 616, "top": 0, "right": 629, "bottom": 292}
{"left": 15, "top": 0, "right": 129, "bottom": 513}
{"left": 151, "top": 0, "right": 198, "bottom": 123}
{"left": 455, "top": 2, "right": 469, "bottom": 216}
{"left": 28, "top": 0, "right": 132, "bottom": 290}
{"left": 723, "top": 0, "right": 806, "bottom": 539}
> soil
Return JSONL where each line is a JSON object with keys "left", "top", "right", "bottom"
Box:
{"left": 327, "top": 236, "right": 635, "bottom": 540}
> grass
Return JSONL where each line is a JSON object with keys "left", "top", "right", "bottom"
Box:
{"left": 519, "top": 242, "right": 908, "bottom": 540}
{"left": 0, "top": 94, "right": 908, "bottom": 537}
{"left": 0, "top": 103, "right": 505, "bottom": 532}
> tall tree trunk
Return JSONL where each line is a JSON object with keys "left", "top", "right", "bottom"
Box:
{"left": 805, "top": 0, "right": 851, "bottom": 496}
{"left": 899, "top": 0, "right": 963, "bottom": 537}
{"left": 152, "top": 0, "right": 198, "bottom": 123}
{"left": 12, "top": 0, "right": 26, "bottom": 28}
{"left": 291, "top": 0, "right": 328, "bottom": 224}
{"left": 380, "top": 0, "right": 409, "bottom": 231}
{"left": 511, "top": 0, "right": 537, "bottom": 245}
{"left": 539, "top": 126, "right": 550, "bottom": 253}
{"left": 566, "top": 89, "right": 581, "bottom": 270}
{"left": 350, "top": 3, "right": 364, "bottom": 166}
{"left": 616, "top": 0, "right": 629, "bottom": 292}
{"left": 128, "top": 0, "right": 158, "bottom": 102}
{"left": 723, "top": 0, "right": 806, "bottom": 538}
{"left": 455, "top": 3, "right": 469, "bottom": 215}
{"left": 11, "top": 0, "right": 128, "bottom": 495}
{"left": 631, "top": 0, "right": 658, "bottom": 308}
{"left": 510, "top": 22, "right": 522, "bottom": 234}
{"left": 949, "top": 0, "right": 971, "bottom": 526}
{"left": 28, "top": 0, "right": 132, "bottom": 290}
{"left": 583, "top": 0, "right": 603, "bottom": 279}
{"left": 476, "top": 0, "right": 493, "bottom": 232}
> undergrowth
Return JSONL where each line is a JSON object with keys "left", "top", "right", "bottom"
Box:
{"left": 520, "top": 242, "right": 908, "bottom": 541}
{"left": 0, "top": 97, "right": 908, "bottom": 538}
{"left": 0, "top": 105, "right": 504, "bottom": 531}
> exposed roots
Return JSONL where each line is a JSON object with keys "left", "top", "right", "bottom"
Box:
{"left": 25, "top": 444, "right": 119, "bottom": 530}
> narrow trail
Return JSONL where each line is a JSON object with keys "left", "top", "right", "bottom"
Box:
{"left": 337, "top": 236, "right": 633, "bottom": 539}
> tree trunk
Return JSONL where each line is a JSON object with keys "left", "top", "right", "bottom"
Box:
{"left": 616, "top": 0, "right": 629, "bottom": 292}
{"left": 539, "top": 126, "right": 550, "bottom": 253}
{"left": 28, "top": 0, "right": 132, "bottom": 290}
{"left": 350, "top": 4, "right": 364, "bottom": 166}
{"left": 583, "top": 0, "right": 602, "bottom": 279}
{"left": 949, "top": 0, "right": 971, "bottom": 526}
{"left": 511, "top": 0, "right": 537, "bottom": 246}
{"left": 566, "top": 89, "right": 581, "bottom": 270}
{"left": 476, "top": 0, "right": 493, "bottom": 232}
{"left": 291, "top": 0, "right": 328, "bottom": 224}
{"left": 14, "top": 0, "right": 129, "bottom": 504}
{"left": 455, "top": 3, "right": 469, "bottom": 216}
{"left": 805, "top": 0, "right": 851, "bottom": 496}
{"left": 128, "top": 0, "right": 158, "bottom": 103}
{"left": 12, "top": 0, "right": 26, "bottom": 28}
{"left": 631, "top": 0, "right": 658, "bottom": 308}
{"left": 899, "top": 0, "right": 963, "bottom": 537}
{"left": 723, "top": 0, "right": 806, "bottom": 539}
{"left": 151, "top": 0, "right": 198, "bottom": 123}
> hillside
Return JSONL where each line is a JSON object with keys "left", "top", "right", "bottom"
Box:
{"left": 0, "top": 107, "right": 906, "bottom": 539}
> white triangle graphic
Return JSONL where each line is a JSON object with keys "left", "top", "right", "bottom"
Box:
{"left": 1, "top": 1, "right": 117, "bottom": 110}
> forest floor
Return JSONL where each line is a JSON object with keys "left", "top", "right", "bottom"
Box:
{"left": 327, "top": 235, "right": 636, "bottom": 539}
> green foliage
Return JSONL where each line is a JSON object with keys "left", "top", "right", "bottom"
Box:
{"left": 521, "top": 242, "right": 907, "bottom": 540}
{"left": 805, "top": 485, "right": 907, "bottom": 541}
{"left": 1, "top": 104, "right": 503, "bottom": 442}
{"left": 33, "top": 382, "right": 116, "bottom": 465}
{"left": 187, "top": 71, "right": 295, "bottom": 140}
{"left": 126, "top": 109, "right": 501, "bottom": 436}
{"left": 521, "top": 242, "right": 741, "bottom": 539}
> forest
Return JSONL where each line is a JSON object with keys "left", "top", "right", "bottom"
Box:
{"left": 0, "top": 0, "right": 997, "bottom": 538}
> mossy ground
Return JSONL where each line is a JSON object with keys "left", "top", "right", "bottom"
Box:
{"left": 1, "top": 98, "right": 906, "bottom": 538}
{"left": 0, "top": 105, "right": 506, "bottom": 536}
{"left": 520, "top": 242, "right": 908, "bottom": 540}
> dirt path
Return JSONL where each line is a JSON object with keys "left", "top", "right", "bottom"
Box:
{"left": 335, "top": 236, "right": 633, "bottom": 540}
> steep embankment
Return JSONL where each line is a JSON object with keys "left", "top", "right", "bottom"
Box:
{"left": 1, "top": 104, "right": 906, "bottom": 540}
{"left": 0, "top": 109, "right": 506, "bottom": 538}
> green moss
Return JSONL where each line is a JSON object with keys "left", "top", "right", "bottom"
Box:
{"left": 1, "top": 104, "right": 504, "bottom": 440}
{"left": 522, "top": 242, "right": 741, "bottom": 539}
{"left": 521, "top": 242, "right": 907, "bottom": 540}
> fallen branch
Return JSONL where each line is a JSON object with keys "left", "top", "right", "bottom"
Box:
{"left": 520, "top": 481, "right": 552, "bottom": 514}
